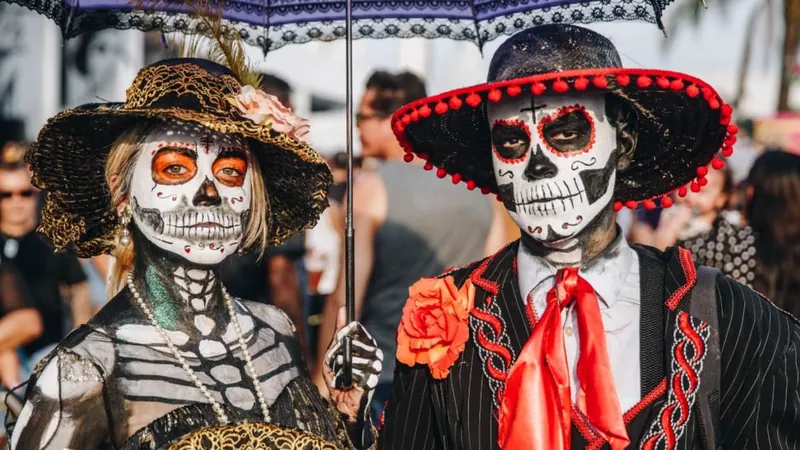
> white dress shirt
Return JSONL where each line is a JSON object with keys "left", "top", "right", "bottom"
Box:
{"left": 517, "top": 236, "right": 642, "bottom": 412}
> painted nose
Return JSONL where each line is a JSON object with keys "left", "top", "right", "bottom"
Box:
{"left": 192, "top": 178, "right": 222, "bottom": 207}
{"left": 524, "top": 145, "right": 558, "bottom": 180}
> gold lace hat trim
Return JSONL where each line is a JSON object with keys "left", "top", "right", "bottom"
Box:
{"left": 169, "top": 422, "right": 340, "bottom": 450}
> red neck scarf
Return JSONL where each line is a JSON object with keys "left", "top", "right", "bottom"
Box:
{"left": 498, "top": 267, "right": 630, "bottom": 449}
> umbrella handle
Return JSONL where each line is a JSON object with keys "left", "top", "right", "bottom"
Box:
{"left": 342, "top": 0, "right": 355, "bottom": 388}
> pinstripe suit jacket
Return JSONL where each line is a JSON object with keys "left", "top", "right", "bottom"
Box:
{"left": 378, "top": 241, "right": 800, "bottom": 450}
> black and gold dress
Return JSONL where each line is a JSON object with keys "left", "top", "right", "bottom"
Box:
{"left": 8, "top": 288, "right": 355, "bottom": 450}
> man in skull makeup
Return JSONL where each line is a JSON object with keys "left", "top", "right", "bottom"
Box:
{"left": 327, "top": 24, "right": 800, "bottom": 449}
{"left": 7, "top": 55, "right": 383, "bottom": 449}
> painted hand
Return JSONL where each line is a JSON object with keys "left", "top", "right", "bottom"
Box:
{"left": 324, "top": 316, "right": 383, "bottom": 423}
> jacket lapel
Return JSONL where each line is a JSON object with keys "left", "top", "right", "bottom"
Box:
{"left": 638, "top": 246, "right": 711, "bottom": 450}
{"left": 466, "top": 241, "right": 531, "bottom": 409}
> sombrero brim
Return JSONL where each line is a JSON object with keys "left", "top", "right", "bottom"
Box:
{"left": 391, "top": 68, "right": 739, "bottom": 210}
{"left": 28, "top": 103, "right": 333, "bottom": 257}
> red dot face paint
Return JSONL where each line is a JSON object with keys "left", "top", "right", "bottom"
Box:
{"left": 537, "top": 104, "right": 596, "bottom": 158}
{"left": 491, "top": 119, "right": 532, "bottom": 164}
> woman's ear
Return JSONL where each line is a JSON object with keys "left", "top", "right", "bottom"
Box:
{"left": 108, "top": 174, "right": 130, "bottom": 214}
{"left": 616, "top": 121, "right": 639, "bottom": 172}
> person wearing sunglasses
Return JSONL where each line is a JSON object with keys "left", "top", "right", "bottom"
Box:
{"left": 0, "top": 143, "right": 92, "bottom": 379}
{"left": 314, "top": 70, "right": 506, "bottom": 423}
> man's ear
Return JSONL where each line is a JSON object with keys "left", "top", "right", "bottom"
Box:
{"left": 616, "top": 120, "right": 638, "bottom": 172}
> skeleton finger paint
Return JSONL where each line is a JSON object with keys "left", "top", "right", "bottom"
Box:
{"left": 130, "top": 122, "right": 252, "bottom": 265}
{"left": 489, "top": 94, "right": 617, "bottom": 243}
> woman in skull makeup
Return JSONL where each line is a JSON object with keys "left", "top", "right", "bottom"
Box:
{"left": 7, "top": 53, "right": 382, "bottom": 450}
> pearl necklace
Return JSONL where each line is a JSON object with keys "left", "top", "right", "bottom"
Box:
{"left": 126, "top": 272, "right": 271, "bottom": 424}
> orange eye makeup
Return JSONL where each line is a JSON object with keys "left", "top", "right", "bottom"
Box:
{"left": 212, "top": 155, "right": 248, "bottom": 187}
{"left": 152, "top": 149, "right": 198, "bottom": 185}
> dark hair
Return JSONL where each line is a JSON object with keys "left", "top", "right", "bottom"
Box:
{"left": 73, "top": 33, "right": 96, "bottom": 76}
{"left": 364, "top": 70, "right": 426, "bottom": 116}
{"left": 259, "top": 73, "right": 292, "bottom": 108}
{"left": 0, "top": 142, "right": 28, "bottom": 170}
{"left": 745, "top": 149, "right": 800, "bottom": 315}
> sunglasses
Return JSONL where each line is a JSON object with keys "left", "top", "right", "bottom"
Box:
{"left": 0, "top": 190, "right": 35, "bottom": 200}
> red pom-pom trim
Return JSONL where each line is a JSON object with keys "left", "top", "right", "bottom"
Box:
{"left": 616, "top": 74, "right": 630, "bottom": 86}
{"left": 466, "top": 180, "right": 477, "bottom": 190}
{"left": 727, "top": 124, "right": 739, "bottom": 135}
{"left": 449, "top": 96, "right": 463, "bottom": 110}
{"left": 686, "top": 85, "right": 700, "bottom": 98}
{"left": 696, "top": 166, "right": 708, "bottom": 177}
{"left": 637, "top": 76, "right": 652, "bottom": 88}
{"left": 507, "top": 85, "right": 522, "bottom": 97}
{"left": 698, "top": 176, "right": 708, "bottom": 186}
{"left": 625, "top": 200, "right": 639, "bottom": 210}
{"left": 531, "top": 83, "right": 546, "bottom": 96}
{"left": 452, "top": 173, "right": 462, "bottom": 184}
{"left": 488, "top": 89, "right": 502, "bottom": 102}
{"left": 721, "top": 104, "right": 733, "bottom": 116}
{"left": 553, "top": 79, "right": 569, "bottom": 93}
{"left": 424, "top": 162, "right": 434, "bottom": 171}
{"left": 690, "top": 181, "right": 701, "bottom": 192}
{"left": 662, "top": 196, "right": 674, "bottom": 208}
{"left": 720, "top": 115, "right": 731, "bottom": 126}
{"left": 418, "top": 153, "right": 429, "bottom": 160}
{"left": 434, "top": 102, "right": 448, "bottom": 115}
{"left": 708, "top": 98, "right": 720, "bottom": 110}
{"left": 436, "top": 168, "right": 447, "bottom": 178}
{"left": 678, "top": 186, "right": 688, "bottom": 197}
{"left": 480, "top": 186, "right": 492, "bottom": 195}
{"left": 419, "top": 105, "right": 432, "bottom": 118}
{"left": 593, "top": 76, "right": 608, "bottom": 89}
{"left": 712, "top": 158, "right": 725, "bottom": 170}
{"left": 410, "top": 110, "right": 420, "bottom": 122}
{"left": 466, "top": 93, "right": 482, "bottom": 107}
{"left": 721, "top": 146, "right": 734, "bottom": 157}
{"left": 574, "top": 77, "right": 590, "bottom": 90}
{"left": 670, "top": 79, "right": 684, "bottom": 90}
{"left": 402, "top": 115, "right": 412, "bottom": 125}
{"left": 403, "top": 153, "right": 414, "bottom": 163}
{"left": 644, "top": 199, "right": 657, "bottom": 210}
{"left": 656, "top": 77, "right": 670, "bottom": 89}
{"left": 613, "top": 201, "right": 623, "bottom": 212}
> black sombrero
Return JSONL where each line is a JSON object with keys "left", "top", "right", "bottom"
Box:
{"left": 391, "top": 24, "right": 737, "bottom": 211}
{"left": 27, "top": 58, "right": 333, "bottom": 257}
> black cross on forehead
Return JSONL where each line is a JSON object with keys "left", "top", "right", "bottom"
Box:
{"left": 200, "top": 133, "right": 215, "bottom": 154}
{"left": 519, "top": 96, "right": 547, "bottom": 123}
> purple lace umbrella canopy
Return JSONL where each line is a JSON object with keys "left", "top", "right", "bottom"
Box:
{"left": 6, "top": 0, "right": 674, "bottom": 51}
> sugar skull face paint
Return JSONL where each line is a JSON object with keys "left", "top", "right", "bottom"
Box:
{"left": 130, "top": 122, "right": 252, "bottom": 265}
{"left": 488, "top": 93, "right": 618, "bottom": 243}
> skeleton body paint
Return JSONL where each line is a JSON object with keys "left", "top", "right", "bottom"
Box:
{"left": 489, "top": 94, "right": 619, "bottom": 249}
{"left": 131, "top": 125, "right": 252, "bottom": 264}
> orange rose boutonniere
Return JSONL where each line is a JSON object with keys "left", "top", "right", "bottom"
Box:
{"left": 396, "top": 276, "right": 476, "bottom": 379}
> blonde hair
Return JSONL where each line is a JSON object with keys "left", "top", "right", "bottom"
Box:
{"left": 105, "top": 123, "right": 270, "bottom": 296}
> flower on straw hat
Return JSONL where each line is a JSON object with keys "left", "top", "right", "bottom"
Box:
{"left": 228, "top": 85, "right": 310, "bottom": 141}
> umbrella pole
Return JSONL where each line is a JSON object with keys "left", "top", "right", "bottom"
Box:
{"left": 342, "top": 0, "right": 355, "bottom": 387}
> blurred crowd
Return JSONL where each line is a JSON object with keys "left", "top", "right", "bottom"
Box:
{"left": 0, "top": 67, "right": 798, "bottom": 443}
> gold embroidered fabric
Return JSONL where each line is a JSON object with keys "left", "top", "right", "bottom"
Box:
{"left": 169, "top": 423, "right": 341, "bottom": 450}
{"left": 27, "top": 61, "right": 333, "bottom": 258}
